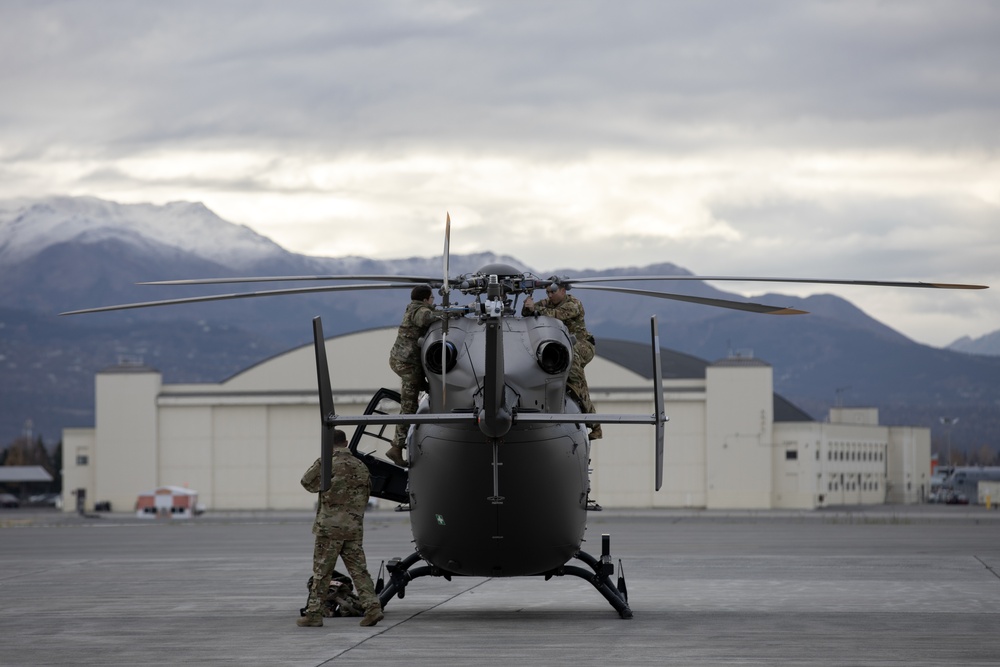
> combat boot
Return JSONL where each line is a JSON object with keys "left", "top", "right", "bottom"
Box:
{"left": 359, "top": 606, "right": 384, "bottom": 627}
{"left": 588, "top": 424, "right": 603, "bottom": 440}
{"left": 386, "top": 445, "right": 408, "bottom": 467}
{"left": 297, "top": 613, "right": 323, "bottom": 627}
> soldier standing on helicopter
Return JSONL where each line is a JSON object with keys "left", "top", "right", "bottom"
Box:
{"left": 387, "top": 284, "right": 440, "bottom": 466}
{"left": 522, "top": 279, "right": 602, "bottom": 440}
{"left": 298, "top": 428, "right": 384, "bottom": 628}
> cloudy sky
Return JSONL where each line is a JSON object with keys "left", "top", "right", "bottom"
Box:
{"left": 2, "top": 1, "right": 997, "bottom": 346}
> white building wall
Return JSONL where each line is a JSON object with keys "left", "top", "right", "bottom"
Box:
{"left": 64, "top": 327, "right": 932, "bottom": 511}
{"left": 211, "top": 406, "right": 269, "bottom": 509}
{"left": 705, "top": 361, "right": 773, "bottom": 509}
{"left": 887, "top": 426, "right": 930, "bottom": 504}
{"left": 588, "top": 391, "right": 656, "bottom": 507}
{"left": 772, "top": 423, "right": 822, "bottom": 510}
{"left": 656, "top": 391, "right": 707, "bottom": 508}
{"left": 61, "top": 428, "right": 95, "bottom": 510}
{"left": 93, "top": 367, "right": 160, "bottom": 512}
{"left": 266, "top": 405, "right": 322, "bottom": 510}
{"left": 158, "top": 406, "right": 213, "bottom": 501}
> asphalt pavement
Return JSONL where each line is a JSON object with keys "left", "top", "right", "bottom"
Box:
{"left": 1, "top": 505, "right": 998, "bottom": 666}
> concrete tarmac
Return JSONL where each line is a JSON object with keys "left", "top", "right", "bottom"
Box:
{"left": 2, "top": 505, "right": 999, "bottom": 666}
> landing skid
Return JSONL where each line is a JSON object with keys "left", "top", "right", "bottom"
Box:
{"left": 375, "top": 534, "right": 632, "bottom": 619}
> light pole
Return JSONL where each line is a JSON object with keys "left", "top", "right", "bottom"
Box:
{"left": 939, "top": 417, "right": 959, "bottom": 466}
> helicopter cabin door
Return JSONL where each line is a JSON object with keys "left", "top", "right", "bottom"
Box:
{"left": 348, "top": 388, "right": 409, "bottom": 504}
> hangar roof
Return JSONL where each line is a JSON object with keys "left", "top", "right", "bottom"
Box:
{"left": 597, "top": 338, "right": 708, "bottom": 380}
{"left": 595, "top": 338, "right": 813, "bottom": 423}
{"left": 0, "top": 466, "right": 53, "bottom": 483}
{"left": 160, "top": 325, "right": 816, "bottom": 423}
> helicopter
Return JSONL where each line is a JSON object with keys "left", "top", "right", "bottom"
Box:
{"left": 62, "top": 216, "right": 988, "bottom": 619}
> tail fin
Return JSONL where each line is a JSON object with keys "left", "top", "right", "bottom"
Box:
{"left": 650, "top": 316, "right": 666, "bottom": 491}
{"left": 480, "top": 314, "right": 513, "bottom": 438}
{"left": 313, "top": 317, "right": 336, "bottom": 492}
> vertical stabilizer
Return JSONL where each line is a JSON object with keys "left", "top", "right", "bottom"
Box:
{"left": 313, "top": 317, "right": 336, "bottom": 492}
{"left": 650, "top": 316, "right": 666, "bottom": 491}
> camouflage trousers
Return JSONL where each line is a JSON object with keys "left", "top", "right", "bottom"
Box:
{"left": 568, "top": 339, "right": 596, "bottom": 415}
{"left": 304, "top": 535, "right": 380, "bottom": 617}
{"left": 389, "top": 358, "right": 427, "bottom": 448}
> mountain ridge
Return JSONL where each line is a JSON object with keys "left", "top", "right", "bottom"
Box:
{"left": 2, "top": 195, "right": 997, "bottom": 457}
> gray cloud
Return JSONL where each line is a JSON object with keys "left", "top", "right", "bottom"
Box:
{"left": 3, "top": 1, "right": 998, "bottom": 155}
{"left": 0, "top": 0, "right": 997, "bottom": 345}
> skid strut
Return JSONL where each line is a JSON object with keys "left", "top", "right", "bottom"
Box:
{"left": 377, "top": 533, "right": 632, "bottom": 618}
{"left": 375, "top": 552, "right": 452, "bottom": 608}
{"left": 545, "top": 533, "right": 632, "bottom": 619}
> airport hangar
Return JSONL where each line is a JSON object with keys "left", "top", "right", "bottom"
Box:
{"left": 61, "top": 327, "right": 930, "bottom": 513}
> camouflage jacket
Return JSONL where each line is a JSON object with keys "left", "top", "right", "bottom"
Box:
{"left": 522, "top": 294, "right": 593, "bottom": 344}
{"left": 301, "top": 449, "right": 371, "bottom": 539}
{"left": 389, "top": 300, "right": 439, "bottom": 366}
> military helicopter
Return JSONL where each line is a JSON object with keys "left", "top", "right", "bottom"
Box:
{"left": 62, "top": 216, "right": 988, "bottom": 618}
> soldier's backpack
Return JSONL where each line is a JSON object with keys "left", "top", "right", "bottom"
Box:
{"left": 300, "top": 570, "right": 365, "bottom": 618}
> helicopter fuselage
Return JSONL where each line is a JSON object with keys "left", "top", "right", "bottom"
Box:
{"left": 407, "top": 418, "right": 590, "bottom": 577}
{"left": 406, "top": 314, "right": 592, "bottom": 577}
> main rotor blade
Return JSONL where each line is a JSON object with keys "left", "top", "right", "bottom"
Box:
{"left": 138, "top": 274, "right": 442, "bottom": 286}
{"left": 60, "top": 282, "right": 419, "bottom": 316}
{"left": 564, "top": 275, "right": 989, "bottom": 290}
{"left": 572, "top": 285, "right": 808, "bottom": 315}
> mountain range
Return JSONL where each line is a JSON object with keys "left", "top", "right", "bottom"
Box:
{"left": 2, "top": 196, "right": 998, "bottom": 456}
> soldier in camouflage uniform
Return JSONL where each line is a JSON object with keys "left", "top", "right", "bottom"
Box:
{"left": 297, "top": 429, "right": 384, "bottom": 628}
{"left": 386, "top": 284, "right": 440, "bottom": 466}
{"left": 522, "top": 280, "right": 602, "bottom": 440}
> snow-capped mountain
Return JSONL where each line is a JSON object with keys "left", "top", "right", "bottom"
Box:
{"left": 0, "top": 196, "right": 290, "bottom": 269}
{"left": 0, "top": 195, "right": 528, "bottom": 278}
{"left": 2, "top": 195, "right": 999, "bottom": 455}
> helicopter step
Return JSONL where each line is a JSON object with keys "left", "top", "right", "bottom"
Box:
{"left": 374, "top": 533, "right": 632, "bottom": 619}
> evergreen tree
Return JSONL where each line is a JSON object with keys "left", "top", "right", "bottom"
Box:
{"left": 50, "top": 441, "right": 63, "bottom": 493}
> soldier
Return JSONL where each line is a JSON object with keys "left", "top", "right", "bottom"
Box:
{"left": 522, "top": 280, "right": 602, "bottom": 440}
{"left": 386, "top": 284, "right": 439, "bottom": 466}
{"left": 297, "top": 428, "right": 384, "bottom": 628}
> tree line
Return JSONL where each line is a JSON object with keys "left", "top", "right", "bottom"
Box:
{"left": 0, "top": 434, "right": 62, "bottom": 500}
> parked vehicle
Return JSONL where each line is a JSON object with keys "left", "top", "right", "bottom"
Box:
{"left": 27, "top": 493, "right": 60, "bottom": 507}
{"left": 928, "top": 466, "right": 954, "bottom": 503}
{"left": 940, "top": 467, "right": 1000, "bottom": 505}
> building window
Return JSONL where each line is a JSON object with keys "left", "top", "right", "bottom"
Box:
{"left": 76, "top": 447, "right": 89, "bottom": 466}
{"left": 785, "top": 449, "right": 798, "bottom": 461}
